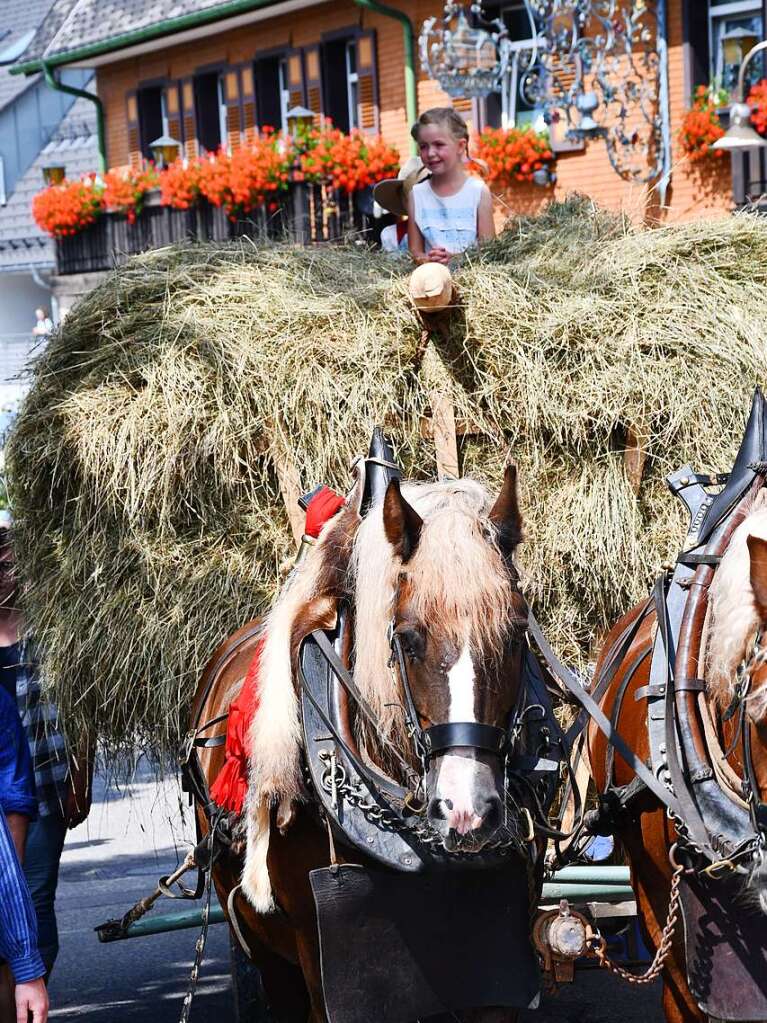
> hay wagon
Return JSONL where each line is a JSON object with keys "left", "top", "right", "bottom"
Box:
{"left": 8, "top": 199, "right": 767, "bottom": 1018}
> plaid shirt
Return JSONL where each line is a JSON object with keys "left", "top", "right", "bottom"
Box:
{"left": 15, "top": 644, "right": 70, "bottom": 818}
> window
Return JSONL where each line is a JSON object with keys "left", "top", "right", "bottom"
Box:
{"left": 195, "top": 71, "right": 226, "bottom": 153}
{"left": 323, "top": 36, "right": 360, "bottom": 132}
{"left": 137, "top": 85, "right": 168, "bottom": 159}
{"left": 482, "top": 2, "right": 542, "bottom": 130}
{"left": 253, "top": 54, "right": 294, "bottom": 133}
{"left": 709, "top": 1, "right": 764, "bottom": 96}
{"left": 278, "top": 57, "right": 291, "bottom": 133}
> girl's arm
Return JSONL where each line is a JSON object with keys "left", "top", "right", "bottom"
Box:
{"left": 407, "top": 193, "right": 429, "bottom": 264}
{"left": 477, "top": 184, "right": 496, "bottom": 242}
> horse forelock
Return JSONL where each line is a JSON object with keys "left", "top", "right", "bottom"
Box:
{"left": 351, "top": 479, "right": 524, "bottom": 751}
{"left": 707, "top": 499, "right": 767, "bottom": 720}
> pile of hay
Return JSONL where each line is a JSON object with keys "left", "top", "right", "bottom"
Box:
{"left": 8, "top": 197, "right": 767, "bottom": 760}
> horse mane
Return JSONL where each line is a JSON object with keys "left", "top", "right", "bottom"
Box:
{"left": 351, "top": 478, "right": 525, "bottom": 754}
{"left": 706, "top": 490, "right": 767, "bottom": 716}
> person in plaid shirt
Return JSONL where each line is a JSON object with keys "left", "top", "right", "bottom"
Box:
{"left": 0, "top": 521, "right": 93, "bottom": 978}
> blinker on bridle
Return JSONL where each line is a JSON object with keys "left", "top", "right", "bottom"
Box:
{"left": 723, "top": 627, "right": 767, "bottom": 840}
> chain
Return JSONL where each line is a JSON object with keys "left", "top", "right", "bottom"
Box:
{"left": 318, "top": 751, "right": 520, "bottom": 853}
{"left": 586, "top": 863, "right": 684, "bottom": 985}
{"left": 178, "top": 823, "right": 218, "bottom": 1023}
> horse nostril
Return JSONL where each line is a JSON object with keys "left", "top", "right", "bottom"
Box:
{"left": 427, "top": 797, "right": 449, "bottom": 822}
{"left": 479, "top": 795, "right": 502, "bottom": 831}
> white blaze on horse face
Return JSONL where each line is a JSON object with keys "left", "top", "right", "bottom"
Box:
{"left": 436, "top": 643, "right": 483, "bottom": 834}
{"left": 447, "top": 643, "right": 476, "bottom": 722}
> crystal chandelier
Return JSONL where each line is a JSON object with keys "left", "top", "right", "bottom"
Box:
{"left": 419, "top": 2, "right": 511, "bottom": 99}
{"left": 520, "top": 0, "right": 671, "bottom": 185}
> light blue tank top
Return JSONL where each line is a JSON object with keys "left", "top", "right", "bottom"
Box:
{"left": 412, "top": 176, "right": 484, "bottom": 254}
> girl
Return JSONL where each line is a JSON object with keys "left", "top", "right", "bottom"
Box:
{"left": 407, "top": 108, "right": 495, "bottom": 266}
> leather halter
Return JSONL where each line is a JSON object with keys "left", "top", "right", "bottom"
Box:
{"left": 388, "top": 627, "right": 514, "bottom": 764}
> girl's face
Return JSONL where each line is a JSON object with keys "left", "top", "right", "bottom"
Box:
{"left": 417, "top": 123, "right": 466, "bottom": 176}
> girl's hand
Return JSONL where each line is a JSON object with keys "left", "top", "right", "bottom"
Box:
{"left": 426, "top": 247, "right": 451, "bottom": 265}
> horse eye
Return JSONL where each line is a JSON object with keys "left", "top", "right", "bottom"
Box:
{"left": 395, "top": 626, "right": 426, "bottom": 662}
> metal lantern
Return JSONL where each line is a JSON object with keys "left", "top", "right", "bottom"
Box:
{"left": 520, "top": 0, "right": 670, "bottom": 187}
{"left": 42, "top": 165, "right": 66, "bottom": 186}
{"left": 149, "top": 135, "right": 181, "bottom": 169}
{"left": 420, "top": 2, "right": 510, "bottom": 99}
{"left": 286, "top": 105, "right": 315, "bottom": 137}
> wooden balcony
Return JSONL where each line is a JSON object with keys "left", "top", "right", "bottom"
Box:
{"left": 55, "top": 185, "right": 372, "bottom": 276}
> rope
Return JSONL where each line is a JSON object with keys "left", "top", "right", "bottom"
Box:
{"left": 586, "top": 863, "right": 684, "bottom": 985}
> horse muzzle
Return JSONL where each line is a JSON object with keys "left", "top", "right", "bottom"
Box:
{"left": 425, "top": 752, "right": 505, "bottom": 851}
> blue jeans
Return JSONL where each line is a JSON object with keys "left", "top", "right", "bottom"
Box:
{"left": 23, "top": 811, "right": 67, "bottom": 976}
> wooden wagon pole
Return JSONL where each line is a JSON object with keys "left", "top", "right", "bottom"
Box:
{"left": 624, "top": 416, "right": 650, "bottom": 495}
{"left": 266, "top": 417, "right": 305, "bottom": 545}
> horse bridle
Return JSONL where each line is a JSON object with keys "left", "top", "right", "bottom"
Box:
{"left": 387, "top": 620, "right": 526, "bottom": 769}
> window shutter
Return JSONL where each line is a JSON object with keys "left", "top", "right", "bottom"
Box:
{"left": 181, "top": 78, "right": 199, "bottom": 158}
{"left": 303, "top": 45, "right": 323, "bottom": 125}
{"left": 224, "top": 68, "right": 243, "bottom": 151}
{"left": 166, "top": 82, "right": 183, "bottom": 150}
{"left": 452, "top": 96, "right": 474, "bottom": 134}
{"left": 356, "top": 29, "right": 379, "bottom": 133}
{"left": 287, "top": 49, "right": 305, "bottom": 110}
{"left": 239, "top": 63, "right": 258, "bottom": 142}
{"left": 126, "top": 91, "right": 142, "bottom": 169}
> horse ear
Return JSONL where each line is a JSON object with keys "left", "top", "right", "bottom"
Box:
{"left": 383, "top": 479, "right": 423, "bottom": 563}
{"left": 748, "top": 534, "right": 767, "bottom": 622}
{"left": 490, "top": 463, "right": 523, "bottom": 555}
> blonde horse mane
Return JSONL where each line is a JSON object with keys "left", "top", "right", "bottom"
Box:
{"left": 242, "top": 475, "right": 521, "bottom": 910}
{"left": 706, "top": 490, "right": 767, "bottom": 717}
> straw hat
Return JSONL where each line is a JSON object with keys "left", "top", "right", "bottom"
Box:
{"left": 373, "top": 157, "right": 430, "bottom": 218}
{"left": 408, "top": 263, "right": 454, "bottom": 312}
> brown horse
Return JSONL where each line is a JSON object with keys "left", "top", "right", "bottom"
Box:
{"left": 190, "top": 467, "right": 538, "bottom": 1022}
{"left": 588, "top": 490, "right": 767, "bottom": 1023}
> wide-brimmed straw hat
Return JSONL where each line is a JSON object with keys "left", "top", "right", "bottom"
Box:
{"left": 373, "top": 157, "right": 430, "bottom": 217}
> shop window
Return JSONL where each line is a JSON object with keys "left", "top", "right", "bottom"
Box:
{"left": 709, "top": 1, "right": 764, "bottom": 96}
{"left": 195, "top": 71, "right": 226, "bottom": 153}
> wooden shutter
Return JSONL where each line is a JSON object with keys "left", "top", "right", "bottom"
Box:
{"left": 356, "top": 30, "right": 379, "bottom": 133}
{"left": 126, "top": 91, "right": 142, "bottom": 169}
{"left": 452, "top": 96, "right": 474, "bottom": 135}
{"left": 181, "top": 78, "right": 199, "bottom": 158}
{"left": 165, "top": 82, "right": 183, "bottom": 150}
{"left": 303, "top": 45, "right": 323, "bottom": 126}
{"left": 287, "top": 49, "right": 305, "bottom": 110}
{"left": 224, "top": 68, "right": 243, "bottom": 151}
{"left": 239, "top": 63, "right": 258, "bottom": 142}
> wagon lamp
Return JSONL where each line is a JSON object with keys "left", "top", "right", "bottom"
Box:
{"left": 42, "top": 165, "right": 66, "bottom": 186}
{"left": 711, "top": 39, "right": 767, "bottom": 153}
{"left": 149, "top": 134, "right": 181, "bottom": 169}
{"left": 287, "top": 105, "right": 315, "bottom": 140}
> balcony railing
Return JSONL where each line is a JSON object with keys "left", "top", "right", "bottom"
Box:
{"left": 55, "top": 184, "right": 373, "bottom": 276}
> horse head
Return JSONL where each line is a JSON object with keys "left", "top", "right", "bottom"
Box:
{"left": 707, "top": 505, "right": 767, "bottom": 910}
{"left": 352, "top": 465, "right": 528, "bottom": 853}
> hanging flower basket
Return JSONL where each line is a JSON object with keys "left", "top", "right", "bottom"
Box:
{"left": 678, "top": 85, "right": 729, "bottom": 161}
{"left": 103, "top": 166, "right": 160, "bottom": 223}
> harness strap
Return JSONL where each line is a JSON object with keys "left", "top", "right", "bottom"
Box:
{"left": 423, "top": 722, "right": 507, "bottom": 758}
{"left": 635, "top": 678, "right": 705, "bottom": 701}
{"left": 526, "top": 612, "right": 684, "bottom": 820}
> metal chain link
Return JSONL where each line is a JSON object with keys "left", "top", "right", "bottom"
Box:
{"left": 318, "top": 752, "right": 521, "bottom": 853}
{"left": 586, "top": 863, "right": 684, "bottom": 985}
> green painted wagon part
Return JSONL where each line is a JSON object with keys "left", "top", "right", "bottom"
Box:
{"left": 552, "top": 866, "right": 630, "bottom": 884}
{"left": 97, "top": 874, "right": 635, "bottom": 942}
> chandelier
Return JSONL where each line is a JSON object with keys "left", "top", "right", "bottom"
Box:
{"left": 419, "top": 2, "right": 511, "bottom": 99}
{"left": 520, "top": 0, "right": 671, "bottom": 185}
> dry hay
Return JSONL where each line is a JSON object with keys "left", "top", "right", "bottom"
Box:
{"left": 7, "top": 196, "right": 767, "bottom": 760}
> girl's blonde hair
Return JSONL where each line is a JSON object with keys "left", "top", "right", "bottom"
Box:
{"left": 410, "top": 107, "right": 488, "bottom": 174}
{"left": 411, "top": 107, "right": 469, "bottom": 146}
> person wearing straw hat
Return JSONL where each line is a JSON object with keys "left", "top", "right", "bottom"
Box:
{"left": 373, "top": 156, "right": 430, "bottom": 253}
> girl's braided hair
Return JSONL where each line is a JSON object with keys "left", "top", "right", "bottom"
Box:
{"left": 410, "top": 107, "right": 488, "bottom": 174}
{"left": 410, "top": 107, "right": 469, "bottom": 146}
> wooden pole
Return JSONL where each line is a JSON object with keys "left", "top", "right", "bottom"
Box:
{"left": 624, "top": 419, "right": 649, "bottom": 495}
{"left": 267, "top": 419, "right": 305, "bottom": 545}
{"left": 429, "top": 389, "right": 460, "bottom": 479}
